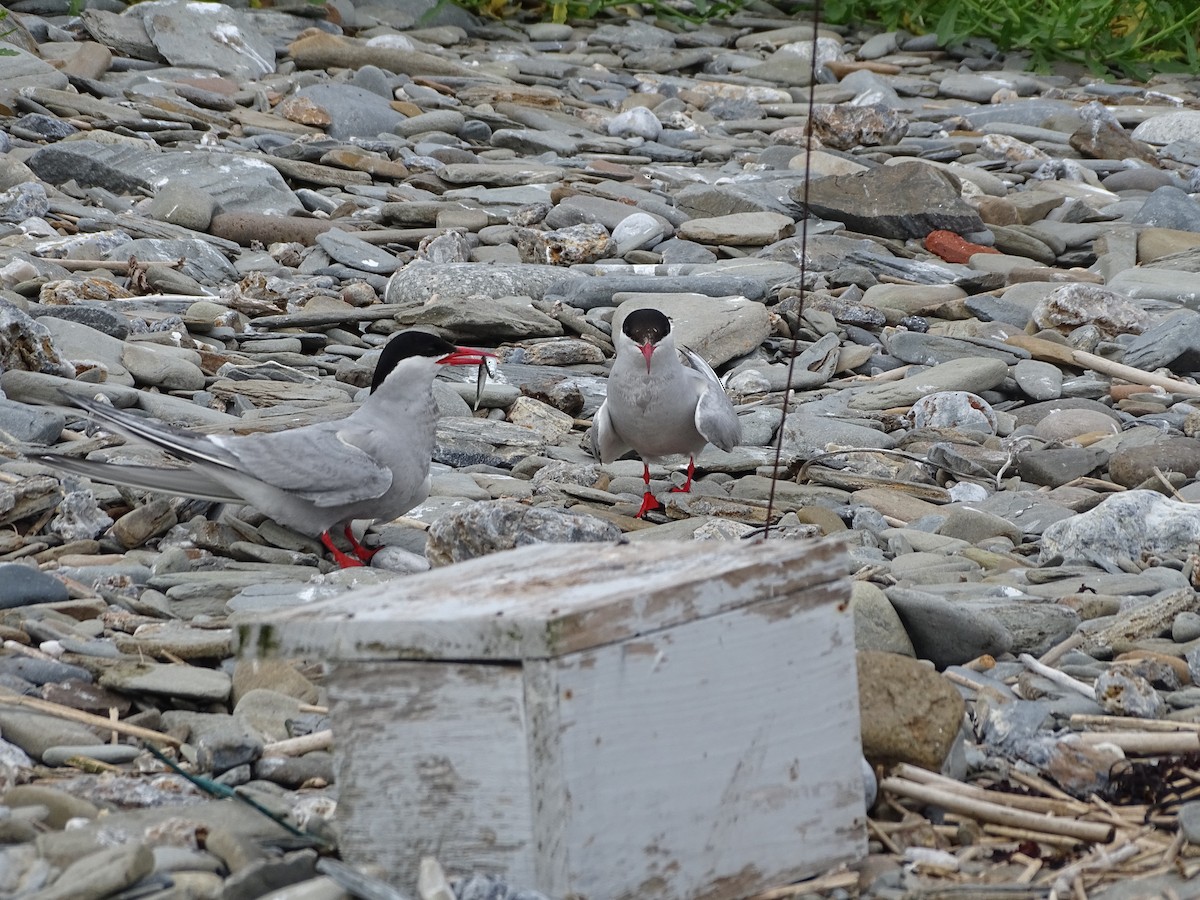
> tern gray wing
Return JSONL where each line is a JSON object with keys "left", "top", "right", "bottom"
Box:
{"left": 33, "top": 455, "right": 247, "bottom": 504}
{"left": 679, "top": 345, "right": 741, "bottom": 452}
{"left": 70, "top": 394, "right": 393, "bottom": 508}
{"left": 694, "top": 387, "right": 741, "bottom": 451}
{"left": 589, "top": 400, "right": 630, "bottom": 463}
{"left": 215, "top": 426, "right": 393, "bottom": 507}
{"left": 66, "top": 395, "right": 239, "bottom": 469}
{"left": 678, "top": 345, "right": 724, "bottom": 389}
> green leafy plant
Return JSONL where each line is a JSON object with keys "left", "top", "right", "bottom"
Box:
{"left": 0, "top": 7, "right": 16, "bottom": 57}
{"left": 822, "top": 0, "right": 1200, "bottom": 79}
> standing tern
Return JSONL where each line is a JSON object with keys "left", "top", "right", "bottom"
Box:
{"left": 35, "top": 331, "right": 493, "bottom": 567}
{"left": 590, "top": 307, "right": 742, "bottom": 518}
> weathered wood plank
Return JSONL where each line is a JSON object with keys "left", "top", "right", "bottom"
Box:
{"left": 539, "top": 583, "right": 863, "bottom": 900}
{"left": 329, "top": 661, "right": 536, "bottom": 884}
{"left": 236, "top": 537, "right": 849, "bottom": 662}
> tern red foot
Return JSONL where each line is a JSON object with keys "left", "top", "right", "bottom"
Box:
{"left": 321, "top": 531, "right": 364, "bottom": 568}
{"left": 343, "top": 524, "right": 378, "bottom": 563}
{"left": 635, "top": 490, "right": 661, "bottom": 518}
{"left": 635, "top": 462, "right": 661, "bottom": 518}
{"left": 670, "top": 457, "right": 696, "bottom": 494}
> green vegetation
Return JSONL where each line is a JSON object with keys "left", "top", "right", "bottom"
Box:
{"left": 441, "top": 0, "right": 1195, "bottom": 79}
{"left": 822, "top": 0, "right": 1200, "bottom": 78}
{"left": 0, "top": 7, "right": 15, "bottom": 57}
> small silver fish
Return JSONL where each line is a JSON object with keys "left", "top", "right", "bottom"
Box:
{"left": 474, "top": 355, "right": 498, "bottom": 411}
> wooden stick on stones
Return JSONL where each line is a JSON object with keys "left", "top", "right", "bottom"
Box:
{"left": 1007, "top": 334, "right": 1200, "bottom": 398}
{"left": 881, "top": 776, "right": 1115, "bottom": 844}
{"left": 0, "top": 688, "right": 180, "bottom": 747}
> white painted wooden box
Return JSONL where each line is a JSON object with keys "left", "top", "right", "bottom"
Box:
{"left": 238, "top": 537, "right": 865, "bottom": 899}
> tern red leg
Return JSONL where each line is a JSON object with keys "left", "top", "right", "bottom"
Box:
{"left": 635, "top": 461, "right": 661, "bottom": 518}
{"left": 344, "top": 524, "right": 378, "bottom": 563}
{"left": 321, "top": 531, "right": 363, "bottom": 568}
{"left": 670, "top": 457, "right": 696, "bottom": 493}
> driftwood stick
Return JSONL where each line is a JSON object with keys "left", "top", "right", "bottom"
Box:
{"left": 1018, "top": 653, "right": 1096, "bottom": 700}
{"left": 1046, "top": 841, "right": 1139, "bottom": 893}
{"left": 1006, "top": 767, "right": 1084, "bottom": 805}
{"left": 1039, "top": 631, "right": 1085, "bottom": 666}
{"left": 748, "top": 870, "right": 859, "bottom": 900}
{"left": 942, "top": 670, "right": 986, "bottom": 692}
{"left": 1070, "top": 714, "right": 1200, "bottom": 733}
{"left": 1015, "top": 853, "right": 1043, "bottom": 883}
{"left": 866, "top": 817, "right": 903, "bottom": 855}
{"left": 1075, "top": 731, "right": 1200, "bottom": 754}
{"left": 262, "top": 729, "right": 333, "bottom": 757}
{"left": 892, "top": 764, "right": 1091, "bottom": 816}
{"left": 881, "top": 776, "right": 1115, "bottom": 844}
{"left": 0, "top": 688, "right": 180, "bottom": 747}
{"left": 983, "top": 823, "right": 1085, "bottom": 849}
{"left": 1007, "top": 334, "right": 1200, "bottom": 398}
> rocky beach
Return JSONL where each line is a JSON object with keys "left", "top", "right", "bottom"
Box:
{"left": 3, "top": 0, "right": 1200, "bottom": 896}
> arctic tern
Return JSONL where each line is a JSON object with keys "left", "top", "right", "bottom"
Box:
{"left": 591, "top": 307, "right": 741, "bottom": 518}
{"left": 36, "top": 330, "right": 493, "bottom": 567}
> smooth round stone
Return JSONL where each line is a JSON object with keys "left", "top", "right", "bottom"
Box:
{"left": 0, "top": 657, "right": 91, "bottom": 686}
{"left": 1138, "top": 228, "right": 1200, "bottom": 264}
{"left": 1108, "top": 436, "right": 1200, "bottom": 488}
{"left": 1017, "top": 447, "right": 1109, "bottom": 487}
{"left": 1013, "top": 359, "right": 1063, "bottom": 401}
{"left": 655, "top": 238, "right": 717, "bottom": 263}
{"left": 350, "top": 64, "right": 395, "bottom": 99}
{"left": 1179, "top": 801, "right": 1200, "bottom": 844}
{"left": 938, "top": 507, "right": 1021, "bottom": 544}
{"left": 253, "top": 752, "right": 334, "bottom": 789}
{"left": 122, "top": 344, "right": 205, "bottom": 391}
{"left": 293, "top": 84, "right": 405, "bottom": 141}
{"left": 145, "top": 184, "right": 215, "bottom": 232}
{"left": 1103, "top": 168, "right": 1179, "bottom": 192}
{"left": 459, "top": 120, "right": 491, "bottom": 142}
{"left": 395, "top": 110, "right": 466, "bottom": 138}
{"left": 3, "top": 785, "right": 99, "bottom": 828}
{"left": 857, "top": 650, "right": 964, "bottom": 771}
{"left": 1032, "top": 408, "right": 1120, "bottom": 441}
{"left": 607, "top": 106, "right": 661, "bottom": 140}
{"left": 857, "top": 31, "right": 899, "bottom": 59}
{"left": 525, "top": 22, "right": 573, "bottom": 40}
{"left": 1173, "top": 611, "right": 1200, "bottom": 644}
{"left": 611, "top": 212, "right": 667, "bottom": 255}
{"left": 0, "top": 397, "right": 64, "bottom": 444}
{"left": 849, "top": 358, "right": 1008, "bottom": 411}
{"left": 1131, "top": 186, "right": 1200, "bottom": 232}
{"left": 849, "top": 582, "right": 915, "bottom": 656}
{"left": 1131, "top": 110, "right": 1200, "bottom": 145}
{"left": 0, "top": 564, "right": 69, "bottom": 608}
{"left": 884, "top": 586, "right": 1012, "bottom": 668}
{"left": 41, "top": 744, "right": 142, "bottom": 766}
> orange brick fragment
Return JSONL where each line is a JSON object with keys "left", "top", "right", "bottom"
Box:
{"left": 925, "top": 229, "right": 1001, "bottom": 264}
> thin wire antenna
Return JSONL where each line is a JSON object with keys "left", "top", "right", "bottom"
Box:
{"left": 763, "top": 0, "right": 823, "bottom": 538}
